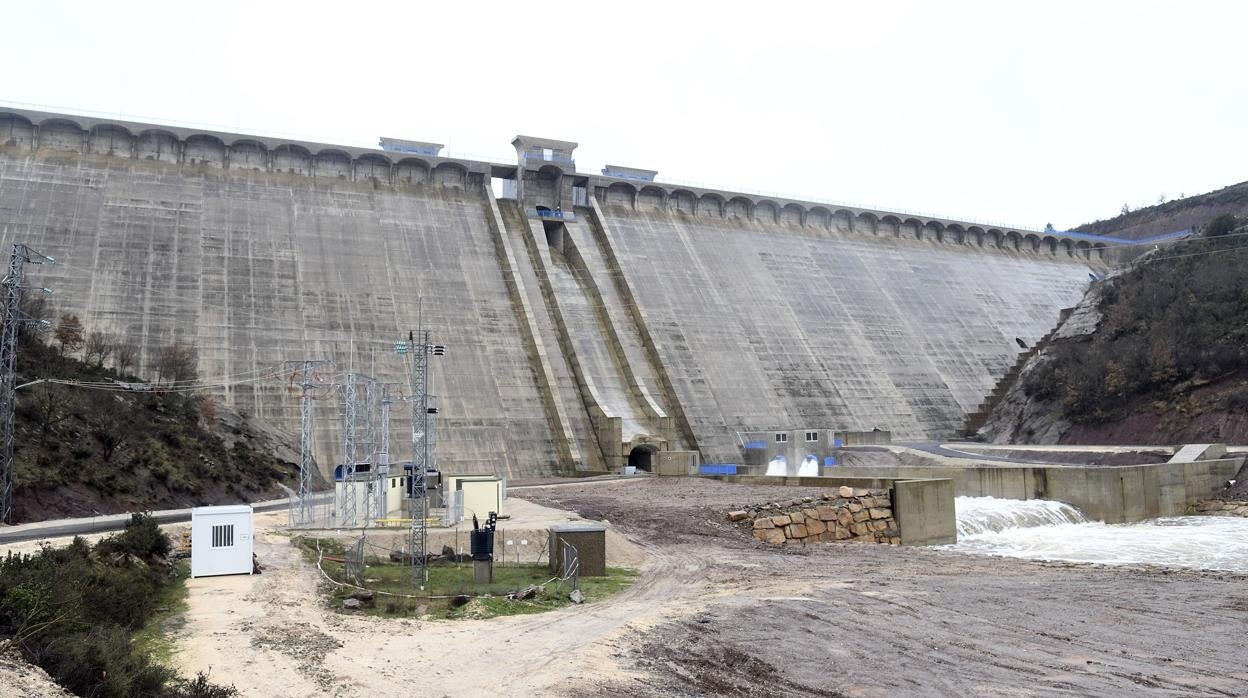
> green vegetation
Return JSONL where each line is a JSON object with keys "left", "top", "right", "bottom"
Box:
{"left": 294, "top": 536, "right": 638, "bottom": 620}
{"left": 1024, "top": 226, "right": 1248, "bottom": 424}
{"left": 0, "top": 514, "right": 236, "bottom": 697}
{"left": 9, "top": 315, "right": 296, "bottom": 523}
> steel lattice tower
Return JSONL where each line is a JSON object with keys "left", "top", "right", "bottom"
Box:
{"left": 286, "top": 360, "right": 330, "bottom": 528}
{"left": 339, "top": 372, "right": 362, "bottom": 527}
{"left": 0, "top": 244, "right": 52, "bottom": 524}
{"left": 407, "top": 330, "right": 445, "bottom": 587}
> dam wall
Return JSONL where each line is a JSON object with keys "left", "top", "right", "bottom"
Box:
{"left": 0, "top": 123, "right": 557, "bottom": 478}
{"left": 0, "top": 107, "right": 1111, "bottom": 477}
{"left": 592, "top": 191, "right": 1096, "bottom": 462}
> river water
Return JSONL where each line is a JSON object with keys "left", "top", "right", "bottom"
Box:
{"left": 948, "top": 496, "right": 1248, "bottom": 573}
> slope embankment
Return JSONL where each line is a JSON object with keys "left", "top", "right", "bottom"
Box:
{"left": 981, "top": 219, "right": 1248, "bottom": 445}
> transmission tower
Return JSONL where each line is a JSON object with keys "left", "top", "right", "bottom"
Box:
{"left": 0, "top": 243, "right": 53, "bottom": 524}
{"left": 286, "top": 359, "right": 330, "bottom": 528}
{"left": 339, "top": 372, "right": 363, "bottom": 527}
{"left": 405, "top": 330, "right": 444, "bottom": 587}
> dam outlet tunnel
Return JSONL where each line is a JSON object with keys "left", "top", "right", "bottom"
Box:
{"left": 628, "top": 444, "right": 659, "bottom": 471}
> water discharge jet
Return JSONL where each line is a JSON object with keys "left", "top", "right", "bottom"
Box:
{"left": 948, "top": 496, "right": 1248, "bottom": 573}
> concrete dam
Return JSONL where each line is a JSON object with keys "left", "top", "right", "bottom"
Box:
{"left": 0, "top": 108, "right": 1103, "bottom": 477}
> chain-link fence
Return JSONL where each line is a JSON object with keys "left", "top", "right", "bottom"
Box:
{"left": 344, "top": 535, "right": 366, "bottom": 584}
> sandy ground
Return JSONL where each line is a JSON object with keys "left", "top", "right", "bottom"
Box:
{"left": 6, "top": 477, "right": 1248, "bottom": 696}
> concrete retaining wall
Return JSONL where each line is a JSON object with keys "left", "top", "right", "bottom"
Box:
{"left": 829, "top": 458, "right": 1241, "bottom": 523}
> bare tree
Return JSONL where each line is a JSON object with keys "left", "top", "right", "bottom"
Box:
{"left": 53, "top": 314, "right": 85, "bottom": 356}
{"left": 156, "top": 342, "right": 199, "bottom": 385}
{"left": 84, "top": 331, "right": 114, "bottom": 368}
{"left": 113, "top": 339, "right": 139, "bottom": 377}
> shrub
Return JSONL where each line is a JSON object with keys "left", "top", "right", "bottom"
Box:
{"left": 1205, "top": 213, "right": 1239, "bottom": 238}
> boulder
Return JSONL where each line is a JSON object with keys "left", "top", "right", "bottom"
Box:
{"left": 868, "top": 508, "right": 891, "bottom": 520}
{"left": 771, "top": 515, "right": 792, "bottom": 527}
{"left": 342, "top": 598, "right": 362, "bottom": 610}
{"left": 753, "top": 518, "right": 775, "bottom": 530}
{"left": 847, "top": 502, "right": 863, "bottom": 513}
{"left": 789, "top": 523, "right": 809, "bottom": 538}
{"left": 789, "top": 512, "right": 806, "bottom": 524}
{"left": 850, "top": 522, "right": 870, "bottom": 536}
{"left": 838, "top": 485, "right": 855, "bottom": 498}
{"left": 802, "top": 508, "right": 819, "bottom": 520}
{"left": 833, "top": 527, "right": 852, "bottom": 540}
{"left": 817, "top": 507, "right": 838, "bottom": 521}
{"left": 806, "top": 518, "right": 827, "bottom": 535}
{"left": 852, "top": 510, "right": 870, "bottom": 523}
{"left": 754, "top": 528, "right": 785, "bottom": 545}
{"left": 837, "top": 509, "right": 854, "bottom": 527}
{"left": 853, "top": 488, "right": 871, "bottom": 497}
{"left": 727, "top": 510, "right": 749, "bottom": 522}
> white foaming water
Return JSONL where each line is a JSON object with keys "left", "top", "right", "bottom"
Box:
{"left": 765, "top": 455, "right": 787, "bottom": 476}
{"left": 949, "top": 496, "right": 1248, "bottom": 573}
{"left": 797, "top": 455, "right": 819, "bottom": 476}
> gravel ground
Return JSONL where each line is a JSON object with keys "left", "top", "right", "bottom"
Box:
{"left": 519, "top": 478, "right": 1248, "bottom": 697}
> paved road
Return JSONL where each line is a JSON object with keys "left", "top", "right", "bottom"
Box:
{"left": 0, "top": 493, "right": 331, "bottom": 545}
{"left": 900, "top": 441, "right": 1082, "bottom": 465}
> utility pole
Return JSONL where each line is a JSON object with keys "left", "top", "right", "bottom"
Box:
{"left": 0, "top": 243, "right": 53, "bottom": 524}
{"left": 285, "top": 359, "right": 330, "bottom": 528}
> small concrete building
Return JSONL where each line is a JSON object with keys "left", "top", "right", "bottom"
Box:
{"left": 190, "top": 505, "right": 254, "bottom": 578}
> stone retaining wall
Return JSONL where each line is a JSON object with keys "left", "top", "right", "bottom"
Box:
{"left": 1193, "top": 499, "right": 1248, "bottom": 517}
{"left": 728, "top": 486, "right": 899, "bottom": 546}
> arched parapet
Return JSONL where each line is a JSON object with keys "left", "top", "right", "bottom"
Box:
{"left": 780, "top": 203, "right": 804, "bottom": 227}
{"left": 985, "top": 228, "right": 1003, "bottom": 248}
{"left": 637, "top": 185, "right": 666, "bottom": 211}
{"left": 229, "top": 139, "right": 268, "bottom": 171}
{"left": 1041, "top": 236, "right": 1058, "bottom": 255}
{"left": 1023, "top": 233, "right": 1041, "bottom": 253}
{"left": 754, "top": 200, "right": 779, "bottom": 224}
{"left": 185, "top": 134, "right": 225, "bottom": 168}
{"left": 88, "top": 124, "right": 134, "bottom": 157}
{"left": 272, "top": 144, "right": 312, "bottom": 175}
{"left": 355, "top": 153, "right": 392, "bottom": 183}
{"left": 434, "top": 161, "right": 467, "bottom": 188}
{"left": 726, "top": 196, "right": 753, "bottom": 220}
{"left": 1004, "top": 231, "right": 1022, "bottom": 251}
{"left": 669, "top": 189, "right": 695, "bottom": 214}
{"left": 137, "top": 129, "right": 179, "bottom": 163}
{"left": 832, "top": 209, "right": 853, "bottom": 233}
{"left": 1059, "top": 239, "right": 1075, "bottom": 257}
{"left": 606, "top": 182, "right": 637, "bottom": 208}
{"left": 314, "top": 148, "right": 352, "bottom": 179}
{"left": 806, "top": 206, "right": 830, "bottom": 231}
{"left": 920, "top": 220, "right": 943, "bottom": 242}
{"left": 1075, "top": 240, "right": 1092, "bottom": 259}
{"left": 967, "top": 226, "right": 985, "bottom": 246}
{"left": 0, "top": 112, "right": 35, "bottom": 150}
{"left": 854, "top": 211, "right": 878, "bottom": 235}
{"left": 37, "top": 118, "right": 85, "bottom": 153}
{"left": 943, "top": 223, "right": 964, "bottom": 245}
{"left": 394, "top": 157, "right": 430, "bottom": 185}
{"left": 901, "top": 217, "right": 922, "bottom": 240}
{"left": 879, "top": 215, "right": 901, "bottom": 237}
{"left": 697, "top": 193, "right": 724, "bottom": 218}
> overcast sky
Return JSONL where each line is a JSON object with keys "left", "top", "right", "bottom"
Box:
{"left": 4, "top": 0, "right": 1245, "bottom": 229}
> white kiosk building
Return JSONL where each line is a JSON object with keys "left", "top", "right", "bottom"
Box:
{"left": 190, "top": 505, "right": 254, "bottom": 578}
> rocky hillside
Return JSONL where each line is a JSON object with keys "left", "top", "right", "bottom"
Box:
{"left": 8, "top": 326, "right": 313, "bottom": 524}
{"left": 1075, "top": 180, "right": 1248, "bottom": 241}
{"left": 980, "top": 215, "right": 1248, "bottom": 445}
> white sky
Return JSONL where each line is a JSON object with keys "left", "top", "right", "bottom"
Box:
{"left": 4, "top": 0, "right": 1245, "bottom": 229}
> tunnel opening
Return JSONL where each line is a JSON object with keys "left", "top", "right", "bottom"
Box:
{"left": 628, "top": 445, "right": 657, "bottom": 472}
{"left": 540, "top": 214, "right": 566, "bottom": 253}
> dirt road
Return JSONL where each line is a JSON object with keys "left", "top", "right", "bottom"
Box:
{"left": 99, "top": 477, "right": 1248, "bottom": 696}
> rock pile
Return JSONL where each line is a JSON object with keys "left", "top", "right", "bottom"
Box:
{"left": 727, "top": 485, "right": 900, "bottom": 546}
{"left": 1193, "top": 499, "right": 1248, "bottom": 517}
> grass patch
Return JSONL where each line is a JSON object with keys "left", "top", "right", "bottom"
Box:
{"left": 293, "top": 536, "right": 638, "bottom": 620}
{"left": 132, "top": 559, "right": 190, "bottom": 663}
